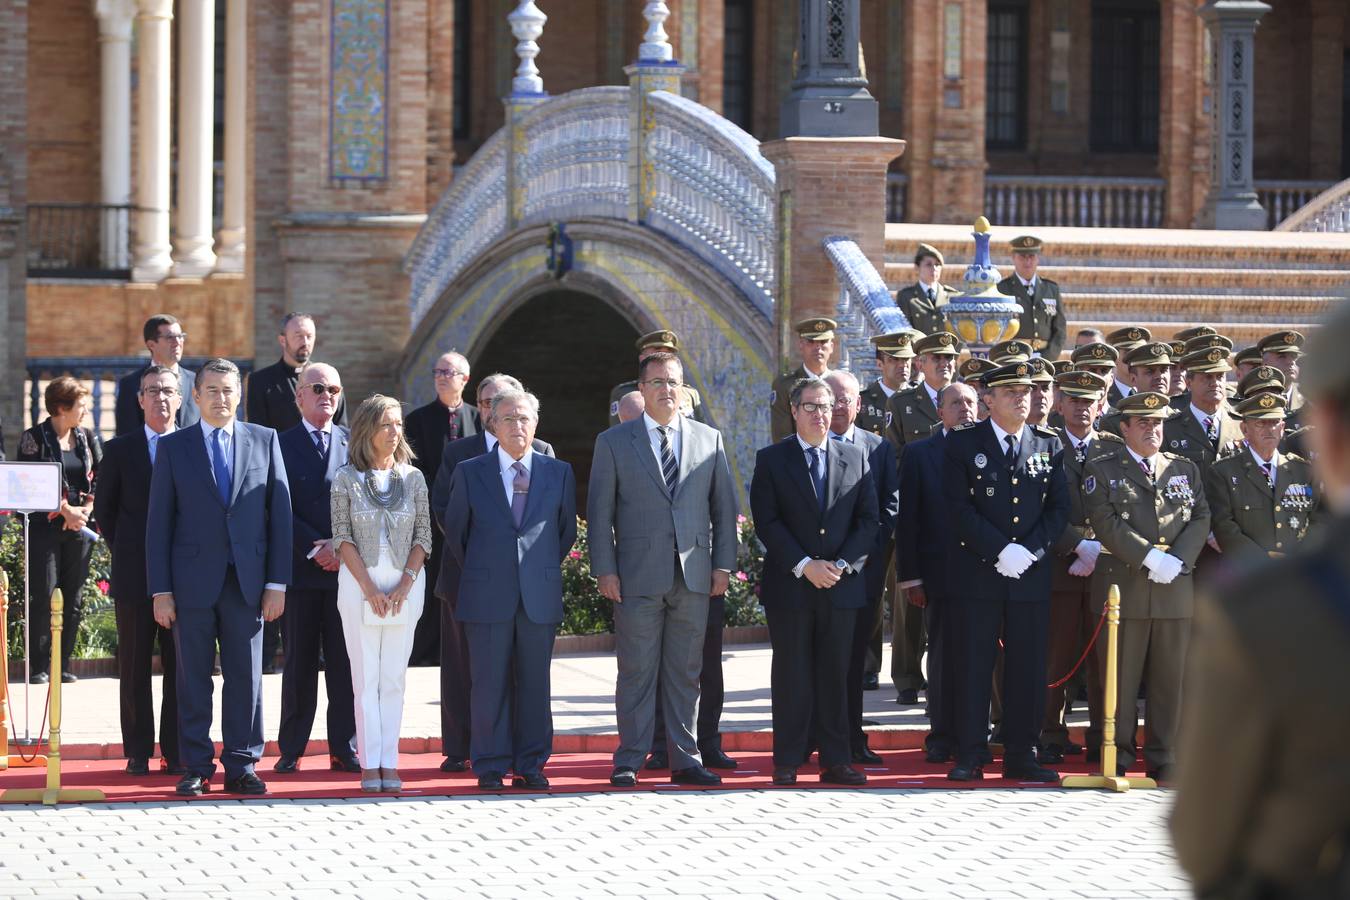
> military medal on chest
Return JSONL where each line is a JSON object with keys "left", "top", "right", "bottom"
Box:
{"left": 1163, "top": 474, "right": 1196, "bottom": 519}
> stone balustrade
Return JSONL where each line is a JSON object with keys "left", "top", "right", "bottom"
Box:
{"left": 984, "top": 175, "right": 1167, "bottom": 229}
{"left": 824, "top": 235, "right": 910, "bottom": 383}
{"left": 1274, "top": 178, "right": 1350, "bottom": 233}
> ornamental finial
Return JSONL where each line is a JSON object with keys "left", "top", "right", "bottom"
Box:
{"left": 508, "top": 1, "right": 548, "bottom": 96}
{"left": 638, "top": 1, "right": 673, "bottom": 63}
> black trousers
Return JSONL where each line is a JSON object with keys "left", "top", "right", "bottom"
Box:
{"left": 952, "top": 594, "right": 1050, "bottom": 768}
{"left": 651, "top": 595, "right": 726, "bottom": 754}
{"left": 26, "top": 521, "right": 94, "bottom": 676}
{"left": 262, "top": 618, "right": 282, "bottom": 672}
{"left": 439, "top": 595, "right": 472, "bottom": 760}
{"left": 923, "top": 591, "right": 958, "bottom": 755}
{"left": 408, "top": 528, "right": 443, "bottom": 666}
{"left": 766, "top": 596, "right": 857, "bottom": 768}
{"left": 846, "top": 592, "right": 883, "bottom": 751}
{"left": 277, "top": 587, "right": 356, "bottom": 759}
{"left": 114, "top": 599, "right": 179, "bottom": 764}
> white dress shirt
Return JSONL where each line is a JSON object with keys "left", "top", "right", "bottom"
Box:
{"left": 302, "top": 417, "right": 333, "bottom": 442}
{"left": 484, "top": 431, "right": 499, "bottom": 453}
{"left": 1190, "top": 403, "right": 1220, "bottom": 437}
{"left": 922, "top": 381, "right": 940, "bottom": 409}
{"left": 1126, "top": 445, "right": 1159, "bottom": 475}
{"left": 989, "top": 419, "right": 1026, "bottom": 455}
{"left": 876, "top": 379, "right": 896, "bottom": 399}
{"left": 643, "top": 412, "right": 682, "bottom": 472}
{"left": 791, "top": 435, "right": 866, "bottom": 578}
{"left": 1249, "top": 444, "right": 1278, "bottom": 474}
{"left": 496, "top": 445, "right": 534, "bottom": 507}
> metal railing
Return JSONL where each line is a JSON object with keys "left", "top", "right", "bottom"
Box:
{"left": 25, "top": 357, "right": 255, "bottom": 441}
{"left": 984, "top": 175, "right": 1167, "bottom": 228}
{"left": 1257, "top": 180, "right": 1338, "bottom": 230}
{"left": 26, "top": 204, "right": 134, "bottom": 279}
{"left": 825, "top": 235, "right": 910, "bottom": 384}
{"left": 886, "top": 173, "right": 909, "bottom": 223}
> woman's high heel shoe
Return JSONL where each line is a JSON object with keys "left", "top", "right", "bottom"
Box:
{"left": 380, "top": 767, "right": 402, "bottom": 792}
{"left": 360, "top": 768, "right": 382, "bottom": 792}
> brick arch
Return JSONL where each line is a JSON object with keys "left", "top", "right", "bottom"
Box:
{"left": 400, "top": 219, "right": 774, "bottom": 499}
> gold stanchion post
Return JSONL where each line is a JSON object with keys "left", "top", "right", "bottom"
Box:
{"left": 1061, "top": 584, "right": 1157, "bottom": 792}
{"left": 1, "top": 558, "right": 47, "bottom": 770}
{"left": 1, "top": 589, "right": 105, "bottom": 804}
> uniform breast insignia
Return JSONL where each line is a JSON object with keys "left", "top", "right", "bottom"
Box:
{"left": 987, "top": 487, "right": 996, "bottom": 497}
{"left": 1163, "top": 474, "right": 1196, "bottom": 519}
{"left": 1282, "top": 484, "right": 1313, "bottom": 511}
{"left": 906, "top": 406, "right": 913, "bottom": 415}
{"left": 885, "top": 411, "right": 893, "bottom": 427}
{"left": 1084, "top": 475, "right": 1096, "bottom": 494}
{"left": 609, "top": 401, "right": 619, "bottom": 417}
{"left": 1026, "top": 451, "right": 1051, "bottom": 477}
{"left": 769, "top": 390, "right": 777, "bottom": 404}
{"left": 974, "top": 453, "right": 988, "bottom": 469}
{"left": 1288, "top": 515, "right": 1301, "bottom": 532}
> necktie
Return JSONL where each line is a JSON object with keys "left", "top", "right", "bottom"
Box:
{"left": 1204, "top": 416, "right": 1218, "bottom": 449}
{"left": 658, "top": 425, "right": 679, "bottom": 494}
{"left": 212, "top": 427, "right": 232, "bottom": 506}
{"left": 313, "top": 429, "right": 328, "bottom": 457}
{"left": 1075, "top": 439, "right": 1088, "bottom": 464}
{"left": 1260, "top": 461, "right": 1274, "bottom": 489}
{"left": 1140, "top": 459, "right": 1155, "bottom": 485}
{"left": 807, "top": 447, "right": 826, "bottom": 511}
{"left": 1004, "top": 434, "right": 1017, "bottom": 466}
{"left": 447, "top": 406, "right": 461, "bottom": 442}
{"left": 830, "top": 432, "right": 844, "bottom": 442}
{"left": 148, "top": 433, "right": 159, "bottom": 465}
{"left": 510, "top": 461, "right": 529, "bottom": 528}
{"left": 926, "top": 287, "right": 935, "bottom": 304}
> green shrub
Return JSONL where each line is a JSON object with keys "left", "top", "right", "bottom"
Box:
{"left": 2, "top": 515, "right": 114, "bottom": 660}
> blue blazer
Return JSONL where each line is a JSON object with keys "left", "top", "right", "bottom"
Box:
{"left": 749, "top": 436, "right": 879, "bottom": 611}
{"left": 146, "top": 420, "right": 293, "bottom": 607}
{"left": 278, "top": 423, "right": 349, "bottom": 592}
{"left": 443, "top": 451, "right": 577, "bottom": 626}
{"left": 851, "top": 429, "right": 899, "bottom": 598}
{"left": 896, "top": 431, "right": 953, "bottom": 597}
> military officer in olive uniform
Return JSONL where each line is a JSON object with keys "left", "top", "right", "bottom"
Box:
{"left": 895, "top": 243, "right": 958, "bottom": 338}
{"left": 770, "top": 317, "right": 835, "bottom": 442}
{"left": 1081, "top": 391, "right": 1211, "bottom": 781}
{"left": 1105, "top": 327, "right": 1152, "bottom": 409}
{"left": 1170, "top": 307, "right": 1350, "bottom": 899}
{"left": 1163, "top": 347, "right": 1244, "bottom": 471}
{"left": 1257, "top": 330, "right": 1306, "bottom": 413}
{"left": 998, "top": 235, "right": 1067, "bottom": 361}
{"left": 990, "top": 339, "right": 1033, "bottom": 365}
{"left": 1099, "top": 341, "right": 1177, "bottom": 437}
{"left": 884, "top": 332, "right": 960, "bottom": 450}
{"left": 855, "top": 331, "right": 919, "bottom": 439}
{"left": 609, "top": 330, "right": 708, "bottom": 426}
{"left": 959, "top": 357, "right": 996, "bottom": 421}
{"left": 1232, "top": 345, "right": 1262, "bottom": 381}
{"left": 1205, "top": 393, "right": 1320, "bottom": 569}
{"left": 1071, "top": 342, "right": 1120, "bottom": 409}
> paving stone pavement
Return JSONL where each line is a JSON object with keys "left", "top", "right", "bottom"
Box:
{"left": 0, "top": 788, "right": 1189, "bottom": 898}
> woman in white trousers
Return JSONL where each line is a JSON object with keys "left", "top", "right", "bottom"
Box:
{"left": 331, "top": 394, "right": 432, "bottom": 792}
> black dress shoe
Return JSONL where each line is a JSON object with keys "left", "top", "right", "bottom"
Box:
{"left": 947, "top": 764, "right": 984, "bottom": 782}
{"left": 29, "top": 672, "right": 49, "bottom": 685}
{"left": 863, "top": 673, "right": 880, "bottom": 691}
{"left": 644, "top": 750, "right": 669, "bottom": 770}
{"left": 1038, "top": 744, "right": 1065, "bottom": 765}
{"left": 439, "top": 755, "right": 468, "bottom": 773}
{"left": 1085, "top": 746, "right": 1101, "bottom": 764}
{"left": 609, "top": 766, "right": 638, "bottom": 787}
{"left": 1062, "top": 740, "right": 1084, "bottom": 756}
{"left": 671, "top": 765, "right": 722, "bottom": 786}
{"left": 772, "top": 767, "right": 797, "bottom": 786}
{"left": 262, "top": 663, "right": 282, "bottom": 676}
{"left": 477, "top": 772, "right": 505, "bottom": 791}
{"left": 820, "top": 764, "right": 867, "bottom": 785}
{"left": 897, "top": 688, "right": 919, "bottom": 705}
{"left": 224, "top": 772, "right": 268, "bottom": 795}
{"left": 924, "top": 747, "right": 953, "bottom": 765}
{"left": 273, "top": 755, "right": 300, "bottom": 774}
{"left": 1116, "top": 761, "right": 1131, "bottom": 777}
{"left": 330, "top": 754, "right": 361, "bottom": 773}
{"left": 511, "top": 773, "right": 550, "bottom": 790}
{"left": 176, "top": 774, "right": 210, "bottom": 796}
{"left": 1146, "top": 765, "right": 1174, "bottom": 783}
{"left": 1004, "top": 763, "right": 1059, "bottom": 783}
{"left": 61, "top": 671, "right": 78, "bottom": 683}
{"left": 160, "top": 759, "right": 187, "bottom": 776}
{"left": 125, "top": 758, "right": 149, "bottom": 776}
{"left": 701, "top": 748, "right": 738, "bottom": 770}
{"left": 851, "top": 746, "right": 883, "bottom": 765}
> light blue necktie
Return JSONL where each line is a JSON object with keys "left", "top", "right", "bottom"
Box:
{"left": 212, "top": 427, "right": 232, "bottom": 506}
{"left": 148, "top": 433, "right": 159, "bottom": 465}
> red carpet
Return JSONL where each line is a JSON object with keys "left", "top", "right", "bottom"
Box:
{"left": 0, "top": 750, "right": 1156, "bottom": 803}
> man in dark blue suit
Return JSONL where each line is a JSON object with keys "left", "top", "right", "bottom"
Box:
{"left": 443, "top": 389, "right": 576, "bottom": 791}
{"left": 824, "top": 371, "right": 899, "bottom": 765}
{"left": 94, "top": 365, "right": 183, "bottom": 776}
{"left": 273, "top": 363, "right": 358, "bottom": 774}
{"left": 942, "top": 362, "right": 1069, "bottom": 782}
{"left": 896, "top": 381, "right": 979, "bottom": 764}
{"left": 147, "top": 358, "right": 293, "bottom": 796}
{"left": 428, "top": 373, "right": 554, "bottom": 774}
{"left": 114, "top": 314, "right": 199, "bottom": 436}
{"left": 750, "top": 378, "right": 879, "bottom": 786}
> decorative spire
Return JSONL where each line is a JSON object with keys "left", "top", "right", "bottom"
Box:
{"left": 508, "top": 1, "right": 548, "bottom": 96}
{"left": 638, "top": 1, "right": 673, "bottom": 63}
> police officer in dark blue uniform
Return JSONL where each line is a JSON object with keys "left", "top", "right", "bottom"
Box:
{"left": 943, "top": 361, "right": 1070, "bottom": 782}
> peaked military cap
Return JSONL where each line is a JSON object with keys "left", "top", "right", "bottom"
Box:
{"left": 1256, "top": 330, "right": 1305, "bottom": 357}
{"left": 1235, "top": 365, "right": 1287, "bottom": 399}
{"left": 1050, "top": 360, "right": 1073, "bottom": 376}
{"left": 1107, "top": 326, "right": 1152, "bottom": 351}
{"left": 1124, "top": 341, "right": 1177, "bottom": 368}
{"left": 1167, "top": 340, "right": 1188, "bottom": 358}
{"left": 1172, "top": 325, "right": 1218, "bottom": 343}
{"left": 794, "top": 317, "right": 838, "bottom": 341}
{"left": 1028, "top": 358, "right": 1055, "bottom": 383}
{"left": 1233, "top": 346, "right": 1263, "bottom": 367}
{"left": 1183, "top": 334, "right": 1234, "bottom": 354}
{"left": 870, "top": 330, "right": 917, "bottom": 359}
{"left": 636, "top": 330, "right": 680, "bottom": 352}
{"left": 1010, "top": 235, "right": 1043, "bottom": 254}
{"left": 959, "top": 356, "right": 998, "bottom": 384}
{"left": 914, "top": 331, "right": 960, "bottom": 356}
{"left": 985, "top": 361, "right": 1035, "bottom": 388}
{"left": 1055, "top": 369, "right": 1108, "bottom": 399}
{"left": 916, "top": 242, "right": 945, "bottom": 266}
{"left": 1071, "top": 342, "right": 1120, "bottom": 368}
{"left": 1179, "top": 346, "right": 1232, "bottom": 374}
{"left": 990, "top": 339, "right": 1033, "bottom": 364}
{"left": 1116, "top": 391, "right": 1175, "bottom": 419}
{"left": 1229, "top": 392, "right": 1288, "bottom": 421}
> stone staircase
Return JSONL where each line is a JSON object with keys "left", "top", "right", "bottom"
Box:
{"left": 883, "top": 223, "right": 1350, "bottom": 350}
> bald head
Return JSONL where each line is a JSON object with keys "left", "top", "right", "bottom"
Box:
{"left": 616, "top": 391, "right": 646, "bottom": 423}
{"left": 295, "top": 362, "right": 342, "bottom": 430}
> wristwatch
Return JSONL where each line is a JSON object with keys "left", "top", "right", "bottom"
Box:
{"left": 834, "top": 558, "right": 849, "bottom": 572}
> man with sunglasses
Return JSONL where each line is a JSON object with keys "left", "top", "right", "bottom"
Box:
{"left": 273, "top": 363, "right": 359, "bottom": 775}
{"left": 114, "top": 314, "right": 200, "bottom": 436}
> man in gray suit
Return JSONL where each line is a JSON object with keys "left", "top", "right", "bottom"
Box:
{"left": 588, "top": 352, "right": 739, "bottom": 787}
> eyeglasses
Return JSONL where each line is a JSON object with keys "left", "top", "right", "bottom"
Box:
{"left": 642, "top": 379, "right": 684, "bottom": 390}
{"left": 795, "top": 402, "right": 832, "bottom": 414}
{"left": 156, "top": 332, "right": 187, "bottom": 342}
{"left": 433, "top": 368, "right": 466, "bottom": 379}
{"left": 306, "top": 383, "right": 343, "bottom": 396}
{"left": 498, "top": 414, "right": 534, "bottom": 427}
{"left": 832, "top": 397, "right": 857, "bottom": 408}
{"left": 140, "top": 387, "right": 179, "bottom": 397}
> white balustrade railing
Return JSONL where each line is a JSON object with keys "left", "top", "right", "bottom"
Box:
{"left": 518, "top": 87, "right": 630, "bottom": 225}
{"left": 1273, "top": 178, "right": 1350, "bottom": 233}
{"left": 1258, "top": 180, "right": 1339, "bottom": 231}
{"left": 646, "top": 90, "right": 776, "bottom": 316}
{"left": 824, "top": 235, "right": 910, "bottom": 383}
{"left": 985, "top": 175, "right": 1166, "bottom": 228}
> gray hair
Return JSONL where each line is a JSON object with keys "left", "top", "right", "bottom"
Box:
{"left": 476, "top": 373, "right": 523, "bottom": 402}
{"left": 490, "top": 388, "right": 540, "bottom": 420}
{"left": 789, "top": 377, "right": 834, "bottom": 408}
{"left": 936, "top": 381, "right": 978, "bottom": 407}
{"left": 824, "top": 370, "right": 860, "bottom": 396}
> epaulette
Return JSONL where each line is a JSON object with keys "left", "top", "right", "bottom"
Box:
{"left": 954, "top": 421, "right": 979, "bottom": 430}
{"left": 1031, "top": 424, "right": 1058, "bottom": 438}
{"left": 1039, "top": 276, "right": 1059, "bottom": 287}
{"left": 1096, "top": 431, "right": 1124, "bottom": 443}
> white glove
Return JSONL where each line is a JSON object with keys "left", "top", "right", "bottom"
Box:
{"left": 1074, "top": 539, "right": 1102, "bottom": 566}
{"left": 1068, "top": 556, "right": 1095, "bottom": 578}
{"left": 1143, "top": 549, "right": 1184, "bottom": 585}
{"left": 997, "top": 543, "right": 1037, "bottom": 578}
{"left": 994, "top": 557, "right": 1021, "bottom": 579}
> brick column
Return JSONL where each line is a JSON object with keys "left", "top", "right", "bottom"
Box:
{"left": 901, "top": 0, "right": 987, "bottom": 223}
{"left": 760, "top": 137, "right": 905, "bottom": 369}
{"left": 0, "top": 0, "right": 27, "bottom": 450}
{"left": 1307, "top": 0, "right": 1344, "bottom": 180}
{"left": 1159, "top": 0, "right": 1208, "bottom": 229}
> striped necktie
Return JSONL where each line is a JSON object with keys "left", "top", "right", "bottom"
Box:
{"left": 657, "top": 425, "right": 678, "bottom": 494}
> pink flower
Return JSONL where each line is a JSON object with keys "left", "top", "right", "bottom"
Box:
{"left": 736, "top": 514, "right": 747, "bottom": 524}
{"left": 97, "top": 580, "right": 110, "bottom": 594}
{"left": 569, "top": 550, "right": 582, "bottom": 560}
{"left": 735, "top": 571, "right": 748, "bottom": 582}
